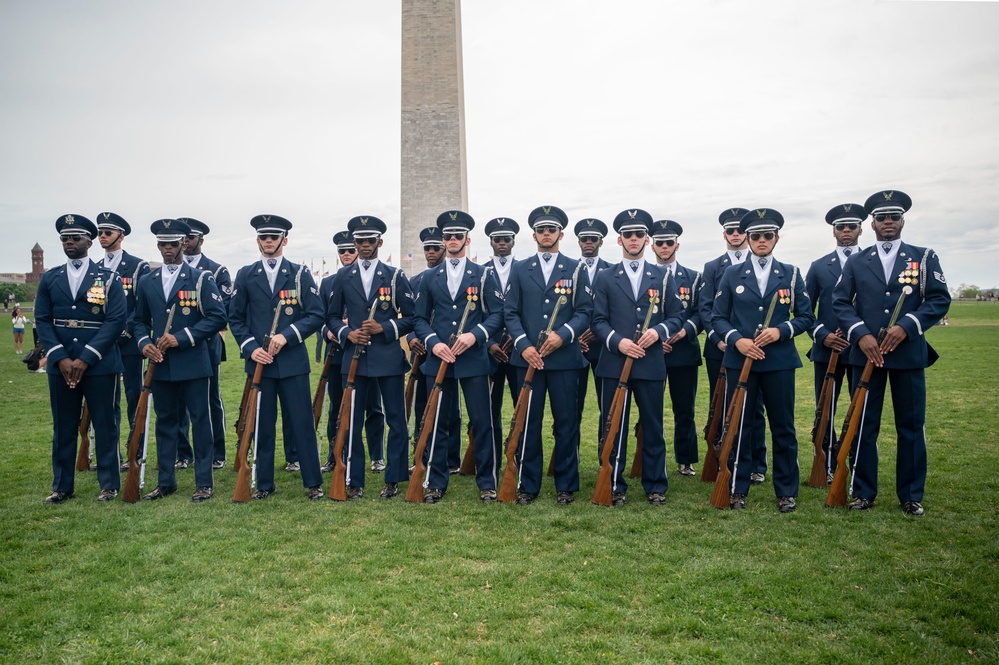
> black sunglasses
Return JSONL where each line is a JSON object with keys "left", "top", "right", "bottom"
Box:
{"left": 60, "top": 235, "right": 83, "bottom": 243}
{"left": 654, "top": 239, "right": 676, "bottom": 247}
{"left": 356, "top": 237, "right": 378, "bottom": 245}
{"left": 534, "top": 225, "right": 560, "bottom": 235}
{"left": 258, "top": 234, "right": 283, "bottom": 241}
{"left": 873, "top": 213, "right": 902, "bottom": 223}
{"left": 338, "top": 248, "right": 356, "bottom": 255}
{"left": 834, "top": 223, "right": 860, "bottom": 231}
{"left": 749, "top": 232, "right": 776, "bottom": 241}
{"left": 491, "top": 235, "right": 514, "bottom": 243}
{"left": 423, "top": 244, "right": 443, "bottom": 252}
{"left": 186, "top": 234, "right": 201, "bottom": 240}
{"left": 621, "top": 230, "right": 646, "bottom": 239}
{"left": 99, "top": 229, "right": 118, "bottom": 237}
{"left": 443, "top": 232, "right": 466, "bottom": 241}
{"left": 157, "top": 241, "right": 181, "bottom": 248}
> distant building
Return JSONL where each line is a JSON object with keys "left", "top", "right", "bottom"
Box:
{"left": 26, "top": 243, "right": 44, "bottom": 284}
{"left": 0, "top": 273, "right": 26, "bottom": 283}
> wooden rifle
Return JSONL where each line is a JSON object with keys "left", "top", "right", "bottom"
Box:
{"left": 629, "top": 423, "right": 644, "bottom": 478}
{"left": 123, "top": 305, "right": 177, "bottom": 503}
{"left": 312, "top": 351, "right": 335, "bottom": 431}
{"left": 407, "top": 297, "right": 476, "bottom": 503}
{"left": 498, "top": 295, "right": 568, "bottom": 502}
{"left": 233, "top": 375, "right": 252, "bottom": 471}
{"left": 404, "top": 351, "right": 424, "bottom": 424}
{"left": 827, "top": 286, "right": 912, "bottom": 507}
{"left": 459, "top": 422, "right": 476, "bottom": 475}
{"left": 590, "top": 289, "right": 661, "bottom": 506}
{"left": 808, "top": 349, "right": 840, "bottom": 487}
{"left": 700, "top": 373, "right": 726, "bottom": 482}
{"left": 328, "top": 300, "right": 380, "bottom": 501}
{"left": 233, "top": 305, "right": 282, "bottom": 503}
{"left": 75, "top": 402, "right": 92, "bottom": 471}
{"left": 709, "top": 293, "right": 779, "bottom": 509}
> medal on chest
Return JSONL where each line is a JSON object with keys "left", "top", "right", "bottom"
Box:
{"left": 648, "top": 288, "right": 660, "bottom": 314}
{"left": 379, "top": 286, "right": 392, "bottom": 310}
{"left": 554, "top": 279, "right": 573, "bottom": 296}
{"left": 778, "top": 288, "right": 790, "bottom": 305}
{"left": 466, "top": 285, "right": 478, "bottom": 310}
{"left": 898, "top": 261, "right": 919, "bottom": 285}
{"left": 86, "top": 278, "right": 106, "bottom": 308}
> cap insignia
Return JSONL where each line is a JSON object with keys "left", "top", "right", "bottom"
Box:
{"left": 449, "top": 212, "right": 458, "bottom": 221}
{"left": 102, "top": 212, "right": 110, "bottom": 220}
{"left": 360, "top": 217, "right": 369, "bottom": 225}
{"left": 628, "top": 210, "right": 637, "bottom": 219}
{"left": 843, "top": 204, "right": 852, "bottom": 212}
{"left": 543, "top": 206, "right": 551, "bottom": 215}
{"left": 586, "top": 219, "right": 594, "bottom": 227}
{"left": 65, "top": 215, "right": 75, "bottom": 224}
{"left": 756, "top": 209, "right": 767, "bottom": 218}
{"left": 163, "top": 220, "right": 171, "bottom": 228}
{"left": 497, "top": 218, "right": 505, "bottom": 226}
{"left": 884, "top": 191, "right": 894, "bottom": 201}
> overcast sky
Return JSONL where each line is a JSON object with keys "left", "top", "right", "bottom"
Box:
{"left": 2, "top": 0, "right": 997, "bottom": 289}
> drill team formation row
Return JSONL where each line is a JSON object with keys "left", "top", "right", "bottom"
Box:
{"left": 35, "top": 189, "right": 950, "bottom": 515}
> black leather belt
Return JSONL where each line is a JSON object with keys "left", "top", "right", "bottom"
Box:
{"left": 53, "top": 318, "right": 103, "bottom": 330}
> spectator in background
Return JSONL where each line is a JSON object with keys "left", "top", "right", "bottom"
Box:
{"left": 11, "top": 307, "right": 29, "bottom": 354}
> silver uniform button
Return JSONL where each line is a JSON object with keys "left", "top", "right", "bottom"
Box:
{"left": 758, "top": 306, "right": 764, "bottom": 312}
{"left": 884, "top": 309, "right": 890, "bottom": 314}
{"left": 71, "top": 305, "right": 77, "bottom": 310}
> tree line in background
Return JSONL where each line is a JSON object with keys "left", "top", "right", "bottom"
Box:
{"left": 0, "top": 283, "right": 37, "bottom": 305}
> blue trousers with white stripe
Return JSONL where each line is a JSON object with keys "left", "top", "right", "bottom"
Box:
{"left": 514, "top": 368, "right": 581, "bottom": 495}
{"left": 599, "top": 378, "right": 668, "bottom": 496}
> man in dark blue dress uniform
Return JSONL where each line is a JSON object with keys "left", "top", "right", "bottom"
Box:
{"left": 173, "top": 217, "right": 232, "bottom": 470}
{"left": 482, "top": 217, "right": 520, "bottom": 469}
{"left": 134, "top": 219, "right": 227, "bottom": 502}
{"left": 318, "top": 230, "right": 386, "bottom": 474}
{"left": 95, "top": 212, "right": 150, "bottom": 468}
{"left": 700, "top": 208, "right": 768, "bottom": 483}
{"left": 37, "top": 215, "right": 127, "bottom": 503}
{"left": 710, "top": 208, "right": 814, "bottom": 512}
{"left": 805, "top": 203, "right": 865, "bottom": 482}
{"left": 229, "top": 215, "right": 325, "bottom": 501}
{"left": 591, "top": 210, "right": 686, "bottom": 506}
{"left": 573, "top": 218, "right": 612, "bottom": 436}
{"left": 407, "top": 226, "right": 458, "bottom": 463}
{"left": 328, "top": 216, "right": 415, "bottom": 500}
{"left": 650, "top": 220, "right": 703, "bottom": 477}
{"left": 413, "top": 211, "right": 504, "bottom": 503}
{"left": 503, "top": 205, "right": 593, "bottom": 505}
{"left": 832, "top": 190, "right": 950, "bottom": 516}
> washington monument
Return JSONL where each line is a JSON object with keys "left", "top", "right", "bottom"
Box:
{"left": 401, "top": 0, "right": 467, "bottom": 274}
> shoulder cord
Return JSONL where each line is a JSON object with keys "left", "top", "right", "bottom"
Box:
{"left": 195, "top": 271, "right": 208, "bottom": 316}
{"left": 919, "top": 248, "right": 931, "bottom": 299}
{"left": 479, "top": 267, "right": 492, "bottom": 315}
{"left": 571, "top": 261, "right": 584, "bottom": 308}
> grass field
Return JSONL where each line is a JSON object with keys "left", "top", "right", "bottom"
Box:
{"left": 1, "top": 302, "right": 997, "bottom": 664}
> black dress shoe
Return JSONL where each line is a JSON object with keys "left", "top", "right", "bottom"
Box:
{"left": 647, "top": 492, "right": 666, "bottom": 506}
{"left": 849, "top": 497, "right": 875, "bottom": 511}
{"left": 284, "top": 462, "right": 300, "bottom": 472}
{"left": 777, "top": 496, "right": 796, "bottom": 513}
{"left": 97, "top": 489, "right": 118, "bottom": 502}
{"left": 900, "top": 500, "right": 924, "bottom": 516}
{"left": 119, "top": 462, "right": 130, "bottom": 472}
{"left": 174, "top": 459, "right": 191, "bottom": 470}
{"left": 320, "top": 462, "right": 335, "bottom": 473}
{"left": 251, "top": 489, "right": 274, "bottom": 500}
{"left": 424, "top": 489, "right": 445, "bottom": 504}
{"left": 480, "top": 489, "right": 497, "bottom": 503}
{"left": 379, "top": 483, "right": 399, "bottom": 499}
{"left": 611, "top": 493, "right": 627, "bottom": 507}
{"left": 192, "top": 487, "right": 214, "bottom": 502}
{"left": 448, "top": 466, "right": 460, "bottom": 475}
{"left": 142, "top": 486, "right": 177, "bottom": 501}
{"left": 749, "top": 472, "right": 765, "bottom": 485}
{"left": 212, "top": 460, "right": 226, "bottom": 470}
{"left": 370, "top": 460, "right": 386, "bottom": 473}
{"left": 677, "top": 464, "right": 696, "bottom": 477}
{"left": 730, "top": 493, "right": 747, "bottom": 510}
{"left": 306, "top": 486, "right": 324, "bottom": 501}
{"left": 346, "top": 487, "right": 364, "bottom": 501}
{"left": 44, "top": 490, "right": 73, "bottom": 504}
{"left": 556, "top": 491, "right": 574, "bottom": 506}
{"left": 516, "top": 492, "right": 537, "bottom": 505}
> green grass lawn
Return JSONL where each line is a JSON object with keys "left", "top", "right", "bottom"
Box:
{"left": 1, "top": 302, "right": 997, "bottom": 664}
